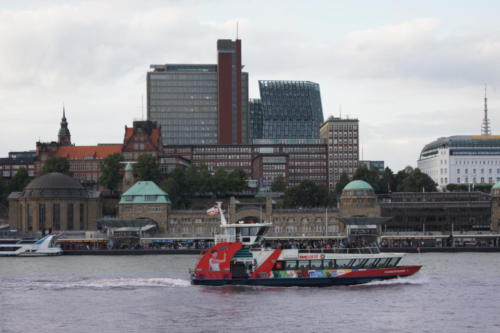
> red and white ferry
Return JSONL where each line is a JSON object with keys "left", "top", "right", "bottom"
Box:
{"left": 191, "top": 203, "right": 421, "bottom": 287}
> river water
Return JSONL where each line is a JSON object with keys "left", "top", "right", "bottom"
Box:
{"left": 1, "top": 253, "right": 499, "bottom": 333}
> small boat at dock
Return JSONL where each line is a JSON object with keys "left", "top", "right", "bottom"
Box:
{"left": 0, "top": 235, "right": 63, "bottom": 256}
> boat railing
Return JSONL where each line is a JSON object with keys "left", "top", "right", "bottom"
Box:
{"left": 297, "top": 247, "right": 380, "bottom": 254}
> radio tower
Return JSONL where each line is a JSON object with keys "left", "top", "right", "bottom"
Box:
{"left": 481, "top": 84, "right": 491, "bottom": 136}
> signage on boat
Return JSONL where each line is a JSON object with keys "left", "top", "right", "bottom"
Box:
{"left": 297, "top": 254, "right": 324, "bottom": 260}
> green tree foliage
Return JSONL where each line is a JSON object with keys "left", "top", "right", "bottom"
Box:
{"left": 283, "top": 179, "right": 336, "bottom": 208}
{"left": 8, "top": 168, "right": 31, "bottom": 193}
{"left": 162, "top": 168, "right": 191, "bottom": 208}
{"left": 347, "top": 165, "right": 437, "bottom": 194}
{"left": 134, "top": 154, "right": 162, "bottom": 184}
{"left": 228, "top": 169, "right": 248, "bottom": 193}
{"left": 446, "top": 183, "right": 492, "bottom": 193}
{"left": 99, "top": 153, "right": 123, "bottom": 192}
{"left": 211, "top": 168, "right": 229, "bottom": 197}
{"left": 41, "top": 157, "right": 71, "bottom": 175}
{"left": 352, "top": 165, "right": 380, "bottom": 192}
{"left": 271, "top": 175, "right": 287, "bottom": 192}
{"left": 160, "top": 165, "right": 249, "bottom": 208}
{"left": 379, "top": 167, "right": 396, "bottom": 194}
{"left": 335, "top": 172, "right": 350, "bottom": 194}
{"left": 398, "top": 168, "right": 437, "bottom": 192}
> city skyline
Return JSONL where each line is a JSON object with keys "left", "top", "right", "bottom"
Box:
{"left": 1, "top": 1, "right": 500, "bottom": 170}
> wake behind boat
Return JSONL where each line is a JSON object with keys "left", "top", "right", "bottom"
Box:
{"left": 0, "top": 235, "right": 63, "bottom": 256}
{"left": 191, "top": 203, "right": 421, "bottom": 287}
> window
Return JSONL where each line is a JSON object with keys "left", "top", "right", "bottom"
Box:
{"left": 38, "top": 204, "right": 46, "bottom": 230}
{"left": 67, "top": 203, "right": 74, "bottom": 230}
{"left": 52, "top": 204, "right": 60, "bottom": 230}
{"left": 79, "top": 204, "right": 85, "bottom": 230}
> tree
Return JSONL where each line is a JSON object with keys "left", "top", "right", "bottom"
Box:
{"left": 228, "top": 169, "right": 247, "bottom": 193}
{"left": 134, "top": 154, "right": 162, "bottom": 184}
{"left": 271, "top": 175, "right": 287, "bottom": 192}
{"left": 398, "top": 168, "right": 437, "bottom": 192}
{"left": 379, "top": 167, "right": 396, "bottom": 194}
{"left": 99, "top": 153, "right": 123, "bottom": 193}
{"left": 211, "top": 168, "right": 229, "bottom": 197}
{"left": 162, "top": 168, "right": 190, "bottom": 208}
{"left": 185, "top": 163, "right": 212, "bottom": 195}
{"left": 41, "top": 157, "right": 71, "bottom": 175}
{"left": 8, "top": 168, "right": 31, "bottom": 193}
{"left": 283, "top": 179, "right": 336, "bottom": 208}
{"left": 352, "top": 165, "right": 380, "bottom": 192}
{"left": 335, "top": 173, "right": 350, "bottom": 194}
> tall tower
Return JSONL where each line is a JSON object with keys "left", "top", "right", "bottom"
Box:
{"left": 58, "top": 107, "right": 71, "bottom": 145}
{"left": 217, "top": 39, "right": 243, "bottom": 144}
{"left": 481, "top": 85, "right": 491, "bottom": 136}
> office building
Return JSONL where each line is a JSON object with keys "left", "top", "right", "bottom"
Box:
{"left": 256, "top": 80, "right": 324, "bottom": 139}
{"left": 147, "top": 39, "right": 249, "bottom": 146}
{"left": 320, "top": 116, "right": 360, "bottom": 190}
{"left": 418, "top": 135, "right": 500, "bottom": 190}
{"left": 249, "top": 98, "right": 263, "bottom": 141}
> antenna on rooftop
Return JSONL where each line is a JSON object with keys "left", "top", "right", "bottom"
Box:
{"left": 236, "top": 21, "right": 239, "bottom": 40}
{"left": 481, "top": 84, "right": 491, "bottom": 136}
{"left": 339, "top": 104, "right": 342, "bottom": 118}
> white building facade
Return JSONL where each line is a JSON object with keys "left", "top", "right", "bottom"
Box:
{"left": 418, "top": 136, "right": 500, "bottom": 190}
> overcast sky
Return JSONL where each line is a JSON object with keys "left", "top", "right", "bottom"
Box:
{"left": 1, "top": 0, "right": 500, "bottom": 170}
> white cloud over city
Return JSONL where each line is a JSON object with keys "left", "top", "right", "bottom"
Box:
{"left": 1, "top": 0, "right": 500, "bottom": 170}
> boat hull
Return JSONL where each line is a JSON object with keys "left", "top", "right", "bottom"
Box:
{"left": 192, "top": 265, "right": 422, "bottom": 287}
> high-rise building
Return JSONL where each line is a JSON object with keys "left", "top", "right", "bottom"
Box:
{"left": 217, "top": 39, "right": 248, "bottom": 144}
{"left": 249, "top": 98, "right": 263, "bottom": 140}
{"left": 256, "top": 80, "right": 324, "bottom": 140}
{"left": 147, "top": 64, "right": 219, "bottom": 145}
{"left": 320, "top": 116, "right": 360, "bottom": 190}
{"left": 147, "top": 39, "right": 248, "bottom": 146}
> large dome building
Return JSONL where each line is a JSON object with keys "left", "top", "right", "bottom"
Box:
{"left": 8, "top": 173, "right": 101, "bottom": 232}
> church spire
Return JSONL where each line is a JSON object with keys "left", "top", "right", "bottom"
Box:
{"left": 481, "top": 84, "right": 491, "bottom": 136}
{"left": 58, "top": 105, "right": 71, "bottom": 145}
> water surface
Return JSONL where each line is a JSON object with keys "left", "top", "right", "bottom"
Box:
{"left": 1, "top": 253, "right": 499, "bottom": 333}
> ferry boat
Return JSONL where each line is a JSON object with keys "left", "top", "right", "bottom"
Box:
{"left": 0, "top": 235, "right": 63, "bottom": 256}
{"left": 191, "top": 203, "right": 421, "bottom": 286}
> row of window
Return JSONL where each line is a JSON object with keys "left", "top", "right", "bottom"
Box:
{"left": 275, "top": 257, "right": 400, "bottom": 270}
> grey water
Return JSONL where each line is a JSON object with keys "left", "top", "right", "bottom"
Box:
{"left": 1, "top": 253, "right": 500, "bottom": 333}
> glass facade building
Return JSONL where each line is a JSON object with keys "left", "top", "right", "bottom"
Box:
{"left": 249, "top": 98, "right": 263, "bottom": 140}
{"left": 257, "top": 80, "right": 324, "bottom": 139}
{"left": 147, "top": 64, "right": 219, "bottom": 145}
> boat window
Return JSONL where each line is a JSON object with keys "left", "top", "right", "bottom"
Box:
{"left": 323, "top": 259, "right": 334, "bottom": 268}
{"left": 375, "top": 258, "right": 391, "bottom": 268}
{"left": 250, "top": 227, "right": 259, "bottom": 236}
{"left": 364, "top": 258, "right": 378, "bottom": 268}
{"left": 351, "top": 259, "right": 367, "bottom": 268}
{"left": 387, "top": 257, "right": 401, "bottom": 267}
{"left": 240, "top": 228, "right": 249, "bottom": 236}
{"left": 298, "top": 260, "right": 309, "bottom": 269}
{"left": 285, "top": 261, "right": 297, "bottom": 269}
{"left": 336, "top": 259, "right": 352, "bottom": 268}
{"left": 310, "top": 260, "right": 322, "bottom": 269}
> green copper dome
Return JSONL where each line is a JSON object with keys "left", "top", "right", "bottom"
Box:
{"left": 343, "top": 180, "right": 374, "bottom": 191}
{"left": 492, "top": 181, "right": 500, "bottom": 189}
